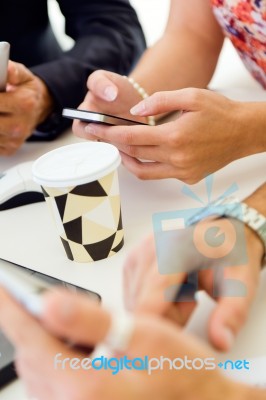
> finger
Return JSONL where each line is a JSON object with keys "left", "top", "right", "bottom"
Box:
{"left": 0, "top": 145, "right": 19, "bottom": 156}
{"left": 123, "top": 234, "right": 156, "bottom": 311}
{"left": 208, "top": 264, "right": 258, "bottom": 351}
{"left": 0, "top": 117, "right": 23, "bottom": 139}
{"left": 120, "top": 152, "right": 179, "bottom": 180}
{"left": 84, "top": 122, "right": 166, "bottom": 146}
{"left": 0, "top": 126, "right": 24, "bottom": 154}
{"left": 114, "top": 143, "right": 170, "bottom": 163}
{"left": 135, "top": 269, "right": 187, "bottom": 317}
{"left": 127, "top": 315, "right": 213, "bottom": 360}
{"left": 125, "top": 237, "right": 188, "bottom": 316}
{"left": 7, "top": 61, "right": 33, "bottom": 86}
{"left": 44, "top": 290, "right": 211, "bottom": 361}
{"left": 72, "top": 119, "right": 87, "bottom": 138}
{"left": 0, "top": 288, "right": 49, "bottom": 348}
{"left": 87, "top": 70, "right": 118, "bottom": 101}
{"left": 165, "top": 270, "right": 213, "bottom": 326}
{"left": 0, "top": 145, "right": 18, "bottom": 156}
{"left": 42, "top": 289, "right": 111, "bottom": 345}
{"left": 130, "top": 88, "right": 204, "bottom": 116}
{"left": 0, "top": 91, "right": 26, "bottom": 113}
{"left": 73, "top": 119, "right": 104, "bottom": 142}
{"left": 164, "top": 301, "right": 198, "bottom": 326}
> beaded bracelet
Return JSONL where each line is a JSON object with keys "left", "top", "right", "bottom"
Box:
{"left": 123, "top": 75, "right": 156, "bottom": 126}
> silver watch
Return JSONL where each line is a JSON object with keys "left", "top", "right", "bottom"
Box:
{"left": 187, "top": 196, "right": 266, "bottom": 258}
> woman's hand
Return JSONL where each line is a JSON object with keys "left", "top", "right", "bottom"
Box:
{"left": 75, "top": 88, "right": 257, "bottom": 183}
{"left": 0, "top": 288, "right": 249, "bottom": 400}
{"left": 123, "top": 217, "right": 264, "bottom": 352}
{"left": 73, "top": 70, "right": 147, "bottom": 139}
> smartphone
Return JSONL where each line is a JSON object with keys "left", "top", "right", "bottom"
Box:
{"left": 62, "top": 108, "right": 147, "bottom": 126}
{"left": 0, "top": 258, "right": 100, "bottom": 388}
{"left": 0, "top": 257, "right": 100, "bottom": 316}
{"left": 0, "top": 42, "right": 10, "bottom": 92}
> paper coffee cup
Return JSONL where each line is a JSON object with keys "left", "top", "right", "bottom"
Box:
{"left": 32, "top": 142, "right": 124, "bottom": 263}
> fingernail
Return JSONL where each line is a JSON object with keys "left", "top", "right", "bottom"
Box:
{"left": 222, "top": 328, "right": 235, "bottom": 350}
{"left": 130, "top": 101, "right": 146, "bottom": 115}
{"left": 85, "top": 124, "right": 96, "bottom": 135}
{"left": 103, "top": 86, "right": 118, "bottom": 101}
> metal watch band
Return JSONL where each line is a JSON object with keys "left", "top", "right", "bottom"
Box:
{"left": 187, "top": 196, "right": 266, "bottom": 262}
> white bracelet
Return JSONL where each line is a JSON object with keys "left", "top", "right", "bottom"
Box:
{"left": 103, "top": 313, "right": 135, "bottom": 353}
{"left": 123, "top": 75, "right": 156, "bottom": 126}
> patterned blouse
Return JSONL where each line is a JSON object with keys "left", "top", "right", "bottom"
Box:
{"left": 211, "top": 0, "right": 266, "bottom": 88}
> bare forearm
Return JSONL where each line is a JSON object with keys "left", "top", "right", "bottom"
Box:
{"left": 130, "top": 30, "right": 222, "bottom": 95}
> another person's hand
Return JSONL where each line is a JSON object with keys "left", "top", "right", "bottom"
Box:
{"left": 75, "top": 88, "right": 261, "bottom": 183}
{"left": 73, "top": 70, "right": 147, "bottom": 139}
{"left": 0, "top": 288, "right": 254, "bottom": 400}
{"left": 0, "top": 61, "right": 54, "bottom": 155}
{"left": 123, "top": 217, "right": 264, "bottom": 351}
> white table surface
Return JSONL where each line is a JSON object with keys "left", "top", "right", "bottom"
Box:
{"left": 0, "top": 89, "right": 266, "bottom": 398}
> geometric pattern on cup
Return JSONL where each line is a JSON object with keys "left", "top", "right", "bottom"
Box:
{"left": 42, "top": 170, "right": 124, "bottom": 262}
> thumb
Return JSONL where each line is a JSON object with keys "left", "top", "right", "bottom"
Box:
{"left": 134, "top": 269, "right": 194, "bottom": 325}
{"left": 42, "top": 289, "right": 111, "bottom": 346}
{"left": 208, "top": 292, "right": 252, "bottom": 352}
{"left": 130, "top": 88, "right": 203, "bottom": 116}
{"left": 7, "top": 60, "right": 33, "bottom": 86}
{"left": 87, "top": 69, "right": 119, "bottom": 102}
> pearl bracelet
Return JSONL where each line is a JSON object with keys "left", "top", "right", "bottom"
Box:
{"left": 123, "top": 75, "right": 156, "bottom": 126}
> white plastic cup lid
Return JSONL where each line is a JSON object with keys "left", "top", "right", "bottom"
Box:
{"left": 32, "top": 142, "right": 121, "bottom": 187}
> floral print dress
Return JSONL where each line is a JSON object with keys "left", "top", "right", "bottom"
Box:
{"left": 211, "top": 0, "right": 266, "bottom": 87}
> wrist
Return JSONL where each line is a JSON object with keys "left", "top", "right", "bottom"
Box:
{"left": 236, "top": 101, "right": 266, "bottom": 155}
{"left": 244, "top": 184, "right": 266, "bottom": 263}
{"left": 124, "top": 76, "right": 155, "bottom": 126}
{"left": 244, "top": 224, "right": 265, "bottom": 267}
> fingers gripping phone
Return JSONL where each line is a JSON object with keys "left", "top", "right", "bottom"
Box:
{"left": 62, "top": 108, "right": 147, "bottom": 126}
{"left": 0, "top": 42, "right": 10, "bottom": 92}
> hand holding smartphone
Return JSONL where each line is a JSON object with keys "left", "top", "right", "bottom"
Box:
{"left": 0, "top": 258, "right": 100, "bottom": 387}
{"left": 0, "top": 41, "right": 10, "bottom": 92}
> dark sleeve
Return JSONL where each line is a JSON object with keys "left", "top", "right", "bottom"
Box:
{"left": 31, "top": 0, "right": 146, "bottom": 118}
